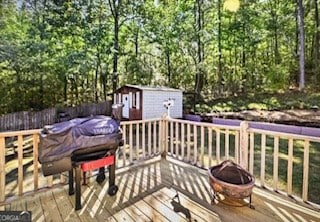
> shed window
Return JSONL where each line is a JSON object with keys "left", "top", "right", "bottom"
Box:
{"left": 118, "top": 93, "right": 122, "bottom": 103}
{"left": 129, "top": 92, "right": 133, "bottom": 108}
{"left": 136, "top": 92, "right": 140, "bottom": 110}
{"left": 131, "top": 91, "right": 140, "bottom": 109}
{"left": 132, "top": 92, "right": 137, "bottom": 108}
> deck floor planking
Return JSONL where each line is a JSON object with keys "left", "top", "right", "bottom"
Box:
{"left": 1, "top": 157, "right": 320, "bottom": 222}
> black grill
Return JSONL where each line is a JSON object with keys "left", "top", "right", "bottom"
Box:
{"left": 39, "top": 107, "right": 123, "bottom": 210}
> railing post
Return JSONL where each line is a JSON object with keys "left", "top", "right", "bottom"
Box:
{"left": 240, "top": 121, "right": 249, "bottom": 169}
{"left": 160, "top": 117, "right": 168, "bottom": 159}
{"left": 0, "top": 136, "right": 5, "bottom": 203}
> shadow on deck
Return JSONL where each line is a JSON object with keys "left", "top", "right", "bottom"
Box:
{"left": 2, "top": 157, "right": 320, "bottom": 222}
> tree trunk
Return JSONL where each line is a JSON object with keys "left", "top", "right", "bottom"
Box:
{"left": 274, "top": 20, "right": 280, "bottom": 64}
{"left": 109, "top": 0, "right": 121, "bottom": 98}
{"left": 112, "top": 16, "right": 119, "bottom": 94}
{"left": 64, "top": 75, "right": 68, "bottom": 102}
{"left": 94, "top": 1, "right": 103, "bottom": 102}
{"left": 297, "top": 0, "right": 305, "bottom": 90}
{"left": 194, "top": 0, "right": 204, "bottom": 103}
{"left": 95, "top": 51, "right": 100, "bottom": 102}
{"left": 313, "top": 0, "right": 319, "bottom": 73}
{"left": 217, "top": 0, "right": 223, "bottom": 96}
{"left": 269, "top": 1, "right": 280, "bottom": 64}
{"left": 135, "top": 28, "right": 139, "bottom": 57}
{"left": 134, "top": 27, "right": 139, "bottom": 78}
{"left": 166, "top": 49, "right": 171, "bottom": 83}
{"left": 102, "top": 67, "right": 108, "bottom": 101}
{"left": 241, "top": 23, "right": 247, "bottom": 92}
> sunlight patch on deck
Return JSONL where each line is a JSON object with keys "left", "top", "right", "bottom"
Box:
{"left": 255, "top": 188, "right": 320, "bottom": 219}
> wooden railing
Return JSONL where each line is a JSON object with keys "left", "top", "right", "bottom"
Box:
{"left": 165, "top": 118, "right": 241, "bottom": 167}
{"left": 0, "top": 118, "right": 165, "bottom": 204}
{"left": 165, "top": 118, "right": 320, "bottom": 208}
{"left": 0, "top": 129, "right": 41, "bottom": 203}
{"left": 117, "top": 118, "right": 165, "bottom": 168}
{"left": 1, "top": 117, "right": 320, "bottom": 209}
{"left": 245, "top": 126, "right": 320, "bottom": 205}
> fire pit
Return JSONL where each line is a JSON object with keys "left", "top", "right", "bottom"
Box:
{"left": 208, "top": 160, "right": 255, "bottom": 208}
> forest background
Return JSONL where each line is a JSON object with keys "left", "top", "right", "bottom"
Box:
{"left": 1, "top": 0, "right": 319, "bottom": 115}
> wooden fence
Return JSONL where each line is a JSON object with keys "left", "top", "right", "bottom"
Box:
{"left": 0, "top": 101, "right": 112, "bottom": 132}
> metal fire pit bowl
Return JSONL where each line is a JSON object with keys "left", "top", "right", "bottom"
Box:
{"left": 208, "top": 160, "right": 255, "bottom": 207}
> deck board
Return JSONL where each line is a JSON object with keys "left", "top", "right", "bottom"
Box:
{"left": 65, "top": 185, "right": 115, "bottom": 222}
{"left": 26, "top": 195, "right": 45, "bottom": 222}
{"left": 160, "top": 187, "right": 220, "bottom": 222}
{"left": 124, "top": 160, "right": 219, "bottom": 222}
{"left": 1, "top": 157, "right": 320, "bottom": 222}
{"left": 52, "top": 189, "right": 80, "bottom": 222}
{"left": 39, "top": 191, "right": 64, "bottom": 222}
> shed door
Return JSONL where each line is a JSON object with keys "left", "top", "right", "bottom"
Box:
{"left": 122, "top": 94, "right": 129, "bottom": 118}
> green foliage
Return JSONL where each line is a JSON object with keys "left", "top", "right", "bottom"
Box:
{"left": 266, "top": 64, "right": 290, "bottom": 90}
{"left": 202, "top": 91, "right": 320, "bottom": 113}
{"left": 0, "top": 0, "right": 319, "bottom": 114}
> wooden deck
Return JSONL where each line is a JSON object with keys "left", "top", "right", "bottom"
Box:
{"left": 1, "top": 157, "right": 320, "bottom": 222}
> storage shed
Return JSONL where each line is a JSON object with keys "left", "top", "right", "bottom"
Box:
{"left": 114, "top": 85, "right": 183, "bottom": 120}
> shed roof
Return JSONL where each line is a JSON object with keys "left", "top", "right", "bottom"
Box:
{"left": 121, "top": 84, "right": 182, "bottom": 92}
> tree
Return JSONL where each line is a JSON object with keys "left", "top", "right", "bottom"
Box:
{"left": 108, "top": 0, "right": 121, "bottom": 95}
{"left": 312, "top": 0, "right": 319, "bottom": 75}
{"left": 193, "top": 0, "right": 205, "bottom": 102}
{"left": 1, "top": 0, "right": 320, "bottom": 115}
{"left": 217, "top": 0, "right": 223, "bottom": 95}
{"left": 297, "top": 0, "right": 305, "bottom": 90}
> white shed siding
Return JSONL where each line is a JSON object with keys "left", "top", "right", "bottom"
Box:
{"left": 142, "top": 90, "right": 183, "bottom": 119}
